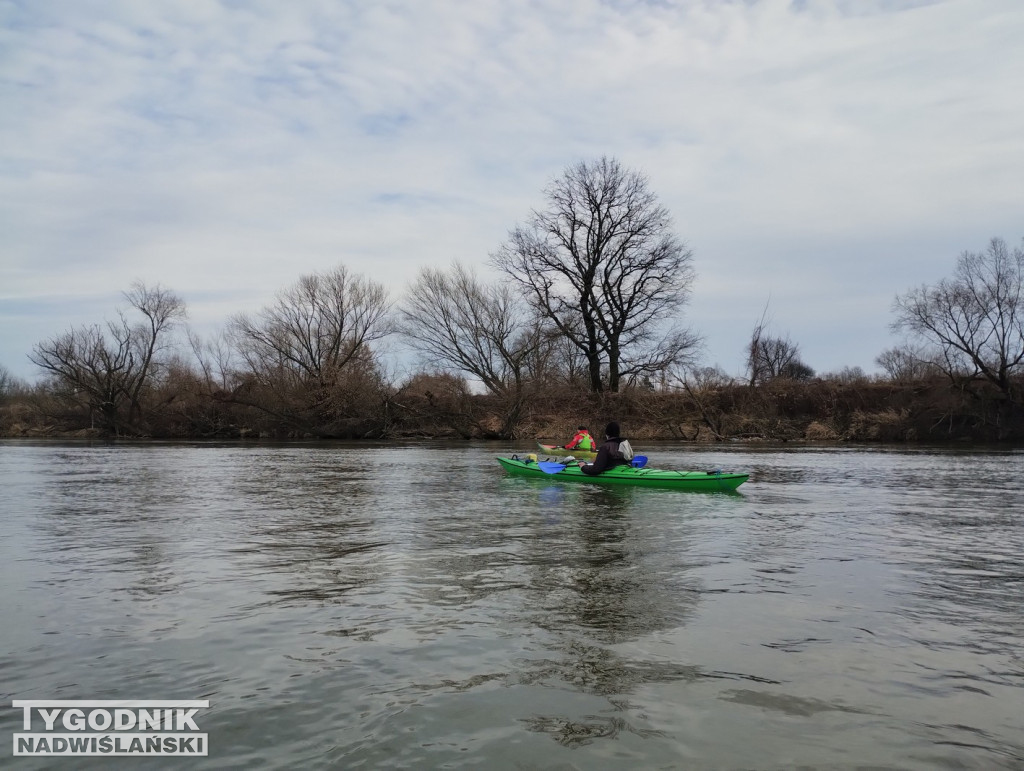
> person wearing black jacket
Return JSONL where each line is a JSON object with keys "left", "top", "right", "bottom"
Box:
{"left": 579, "top": 422, "right": 628, "bottom": 476}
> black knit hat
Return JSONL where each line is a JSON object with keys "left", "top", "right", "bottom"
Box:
{"left": 605, "top": 421, "right": 620, "bottom": 438}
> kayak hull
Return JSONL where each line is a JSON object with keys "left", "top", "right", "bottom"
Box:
{"left": 497, "top": 456, "right": 748, "bottom": 491}
{"left": 537, "top": 442, "right": 597, "bottom": 460}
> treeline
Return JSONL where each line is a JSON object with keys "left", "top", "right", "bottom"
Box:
{"left": 2, "top": 363, "right": 1023, "bottom": 442}
{"left": 2, "top": 158, "right": 1022, "bottom": 442}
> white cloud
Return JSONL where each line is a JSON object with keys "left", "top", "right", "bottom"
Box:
{"left": 1, "top": 0, "right": 1022, "bottom": 380}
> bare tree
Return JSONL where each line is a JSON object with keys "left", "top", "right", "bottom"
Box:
{"left": 29, "top": 283, "right": 186, "bottom": 434}
{"left": 892, "top": 237, "right": 1023, "bottom": 405}
{"left": 400, "top": 262, "right": 541, "bottom": 397}
{"left": 680, "top": 365, "right": 736, "bottom": 440}
{"left": 688, "top": 365, "right": 735, "bottom": 390}
{"left": 226, "top": 266, "right": 392, "bottom": 435}
{"left": 399, "top": 263, "right": 553, "bottom": 437}
{"left": 231, "top": 267, "right": 390, "bottom": 386}
{"left": 875, "top": 345, "right": 943, "bottom": 383}
{"left": 188, "top": 329, "right": 237, "bottom": 392}
{"left": 0, "top": 364, "right": 18, "bottom": 400}
{"left": 123, "top": 282, "right": 187, "bottom": 423}
{"left": 747, "top": 316, "right": 813, "bottom": 384}
{"left": 517, "top": 328, "right": 592, "bottom": 387}
{"left": 820, "top": 366, "right": 868, "bottom": 384}
{"left": 492, "top": 156, "right": 700, "bottom": 392}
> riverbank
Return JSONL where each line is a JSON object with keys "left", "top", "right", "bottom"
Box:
{"left": 3, "top": 376, "right": 1022, "bottom": 443}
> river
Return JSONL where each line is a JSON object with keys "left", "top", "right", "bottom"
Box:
{"left": 1, "top": 440, "right": 1022, "bottom": 769}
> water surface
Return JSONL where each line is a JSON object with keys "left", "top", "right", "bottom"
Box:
{"left": 1, "top": 440, "right": 1022, "bottom": 768}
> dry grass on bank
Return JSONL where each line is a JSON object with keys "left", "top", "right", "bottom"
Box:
{"left": 2, "top": 375, "right": 1021, "bottom": 443}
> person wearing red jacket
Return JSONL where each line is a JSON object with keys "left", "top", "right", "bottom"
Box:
{"left": 563, "top": 426, "right": 595, "bottom": 452}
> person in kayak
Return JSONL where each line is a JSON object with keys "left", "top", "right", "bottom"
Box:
{"left": 579, "top": 422, "right": 629, "bottom": 475}
{"left": 563, "top": 425, "right": 595, "bottom": 452}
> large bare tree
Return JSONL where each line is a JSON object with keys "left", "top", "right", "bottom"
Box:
{"left": 29, "top": 282, "right": 186, "bottom": 434}
{"left": 492, "top": 156, "right": 700, "bottom": 392}
{"left": 892, "top": 237, "right": 1023, "bottom": 405}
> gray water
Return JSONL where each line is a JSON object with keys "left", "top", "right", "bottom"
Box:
{"left": 1, "top": 440, "right": 1022, "bottom": 769}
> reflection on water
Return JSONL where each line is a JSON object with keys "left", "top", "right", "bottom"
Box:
{"left": 0, "top": 441, "right": 1022, "bottom": 769}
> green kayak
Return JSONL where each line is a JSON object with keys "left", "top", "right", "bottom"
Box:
{"left": 497, "top": 456, "right": 748, "bottom": 491}
{"left": 537, "top": 442, "right": 597, "bottom": 460}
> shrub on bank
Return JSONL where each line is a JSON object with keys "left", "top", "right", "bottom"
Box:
{"left": 1, "top": 373, "right": 1021, "bottom": 442}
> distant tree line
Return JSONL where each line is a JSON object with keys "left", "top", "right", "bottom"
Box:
{"left": 3, "top": 158, "right": 1022, "bottom": 441}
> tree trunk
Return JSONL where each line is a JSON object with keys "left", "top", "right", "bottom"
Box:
{"left": 608, "top": 343, "right": 620, "bottom": 392}
{"left": 587, "top": 354, "right": 603, "bottom": 392}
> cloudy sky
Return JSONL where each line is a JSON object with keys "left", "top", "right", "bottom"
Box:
{"left": 2, "top": 0, "right": 1021, "bottom": 383}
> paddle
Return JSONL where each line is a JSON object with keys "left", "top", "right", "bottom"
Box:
{"left": 537, "top": 461, "right": 571, "bottom": 474}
